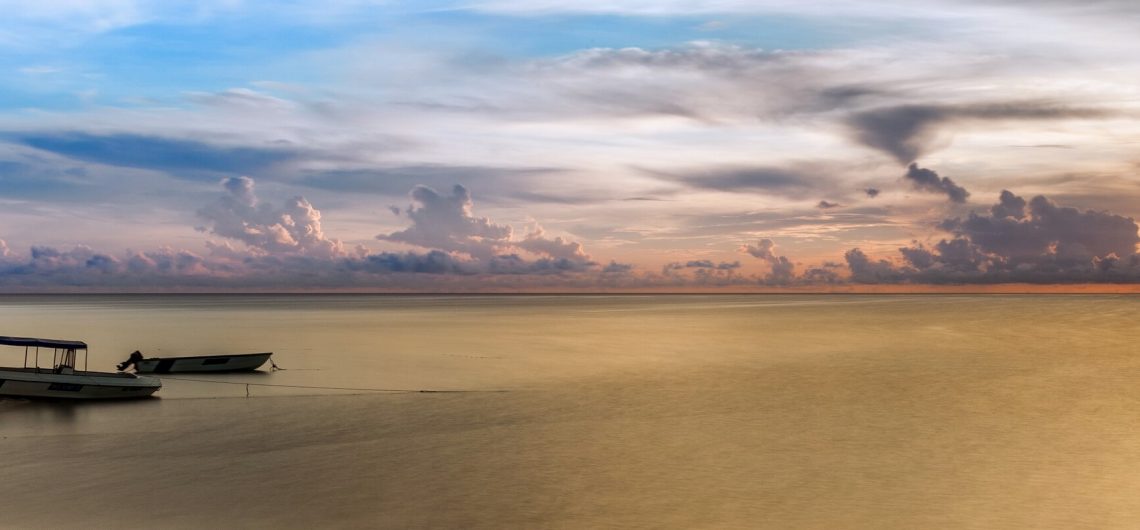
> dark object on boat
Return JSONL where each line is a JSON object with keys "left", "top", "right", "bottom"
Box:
{"left": 117, "top": 350, "right": 145, "bottom": 371}
{"left": 118, "top": 351, "right": 273, "bottom": 374}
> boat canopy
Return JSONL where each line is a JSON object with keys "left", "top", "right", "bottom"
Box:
{"left": 0, "top": 336, "right": 87, "bottom": 350}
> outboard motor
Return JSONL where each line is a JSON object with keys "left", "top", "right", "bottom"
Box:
{"left": 117, "top": 350, "right": 145, "bottom": 371}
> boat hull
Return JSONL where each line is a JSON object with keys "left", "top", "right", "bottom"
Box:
{"left": 0, "top": 369, "right": 161, "bottom": 399}
{"left": 134, "top": 352, "right": 273, "bottom": 374}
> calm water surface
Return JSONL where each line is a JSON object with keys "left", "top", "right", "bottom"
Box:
{"left": 2, "top": 294, "right": 1140, "bottom": 528}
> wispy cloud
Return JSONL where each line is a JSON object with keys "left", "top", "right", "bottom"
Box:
{"left": 9, "top": 132, "right": 302, "bottom": 181}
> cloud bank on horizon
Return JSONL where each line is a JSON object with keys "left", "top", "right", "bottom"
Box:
{"left": 0, "top": 0, "right": 1138, "bottom": 290}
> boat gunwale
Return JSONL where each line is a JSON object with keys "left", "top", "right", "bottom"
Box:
{"left": 0, "top": 366, "right": 146, "bottom": 379}
{"left": 136, "top": 352, "right": 272, "bottom": 362}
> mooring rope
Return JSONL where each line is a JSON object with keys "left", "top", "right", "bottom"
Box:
{"left": 155, "top": 375, "right": 508, "bottom": 396}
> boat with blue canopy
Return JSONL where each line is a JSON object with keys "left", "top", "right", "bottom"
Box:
{"left": 0, "top": 335, "right": 162, "bottom": 399}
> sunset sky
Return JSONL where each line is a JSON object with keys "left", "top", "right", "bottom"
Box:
{"left": 1, "top": 1, "right": 1138, "bottom": 291}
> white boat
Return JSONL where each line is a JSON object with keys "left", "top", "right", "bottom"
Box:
{"left": 0, "top": 336, "right": 162, "bottom": 400}
{"left": 119, "top": 351, "right": 273, "bottom": 374}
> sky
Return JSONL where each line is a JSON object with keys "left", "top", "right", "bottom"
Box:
{"left": 1, "top": 0, "right": 1139, "bottom": 291}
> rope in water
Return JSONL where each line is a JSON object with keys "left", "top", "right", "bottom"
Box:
{"left": 155, "top": 375, "right": 508, "bottom": 395}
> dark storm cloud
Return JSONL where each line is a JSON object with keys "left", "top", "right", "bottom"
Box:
{"left": 904, "top": 163, "right": 970, "bottom": 203}
{"left": 942, "top": 192, "right": 1139, "bottom": 261}
{"left": 847, "top": 102, "right": 1114, "bottom": 164}
{"left": 844, "top": 248, "right": 902, "bottom": 283}
{"left": 7, "top": 132, "right": 302, "bottom": 180}
{"left": 989, "top": 190, "right": 1027, "bottom": 219}
{"left": 346, "top": 250, "right": 473, "bottom": 275}
{"left": 843, "top": 190, "right": 1140, "bottom": 284}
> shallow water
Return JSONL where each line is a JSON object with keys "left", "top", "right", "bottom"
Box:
{"left": 2, "top": 294, "right": 1140, "bottom": 528}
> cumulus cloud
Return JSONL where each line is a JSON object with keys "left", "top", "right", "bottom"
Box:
{"left": 844, "top": 190, "right": 1140, "bottom": 283}
{"left": 126, "top": 248, "right": 211, "bottom": 275}
{"left": 942, "top": 192, "right": 1139, "bottom": 263}
{"left": 376, "top": 185, "right": 602, "bottom": 273}
{"left": 2, "top": 179, "right": 623, "bottom": 290}
{"left": 198, "top": 176, "right": 350, "bottom": 259}
{"left": 378, "top": 184, "right": 512, "bottom": 261}
{"left": 844, "top": 248, "right": 901, "bottom": 283}
{"left": 0, "top": 243, "right": 223, "bottom": 289}
{"left": 517, "top": 226, "right": 595, "bottom": 268}
{"left": 801, "top": 261, "right": 844, "bottom": 284}
{"left": 904, "top": 163, "right": 969, "bottom": 203}
{"left": 345, "top": 250, "right": 473, "bottom": 275}
{"left": 740, "top": 239, "right": 796, "bottom": 284}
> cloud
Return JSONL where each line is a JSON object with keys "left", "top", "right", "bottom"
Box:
{"left": 682, "top": 259, "right": 741, "bottom": 270}
{"left": 186, "top": 88, "right": 296, "bottom": 112}
{"left": 817, "top": 200, "right": 840, "bottom": 209}
{"left": 648, "top": 164, "right": 822, "bottom": 198}
{"left": 801, "top": 261, "right": 844, "bottom": 284}
{"left": 0, "top": 159, "right": 99, "bottom": 200}
{"left": 942, "top": 191, "right": 1139, "bottom": 263}
{"left": 601, "top": 260, "right": 633, "bottom": 273}
{"left": 660, "top": 258, "right": 744, "bottom": 285}
{"left": 299, "top": 165, "right": 565, "bottom": 199}
{"left": 345, "top": 250, "right": 473, "bottom": 275}
{"left": 740, "top": 239, "right": 796, "bottom": 284}
{"left": 846, "top": 190, "right": 1140, "bottom": 283}
{"left": 865, "top": 188, "right": 880, "bottom": 198}
{"left": 904, "top": 163, "right": 969, "bottom": 203}
{"left": 844, "top": 248, "right": 901, "bottom": 283}
{"left": 197, "top": 176, "right": 351, "bottom": 259}
{"left": 847, "top": 102, "right": 1114, "bottom": 164}
{"left": 378, "top": 184, "right": 513, "bottom": 261}
{"left": 0, "top": 243, "right": 219, "bottom": 289}
{"left": 9, "top": 132, "right": 301, "bottom": 181}
{"left": 517, "top": 227, "right": 596, "bottom": 268}
{"left": 525, "top": 43, "right": 891, "bottom": 124}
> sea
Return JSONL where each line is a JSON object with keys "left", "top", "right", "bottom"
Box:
{"left": 2, "top": 294, "right": 1139, "bottom": 529}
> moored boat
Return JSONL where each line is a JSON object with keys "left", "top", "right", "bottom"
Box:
{"left": 0, "top": 336, "right": 162, "bottom": 399}
{"left": 119, "top": 351, "right": 273, "bottom": 374}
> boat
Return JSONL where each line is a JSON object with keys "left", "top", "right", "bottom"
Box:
{"left": 118, "top": 351, "right": 274, "bottom": 374}
{"left": 0, "top": 336, "right": 162, "bottom": 399}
